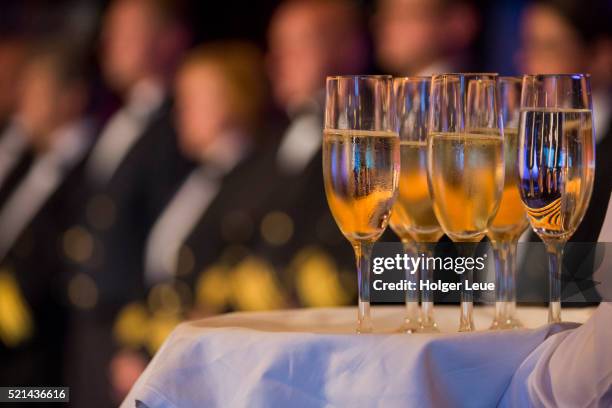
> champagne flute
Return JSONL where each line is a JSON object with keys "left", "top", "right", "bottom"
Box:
{"left": 323, "top": 75, "right": 400, "bottom": 333}
{"left": 390, "top": 77, "right": 443, "bottom": 333}
{"left": 488, "top": 77, "right": 529, "bottom": 329}
{"left": 427, "top": 73, "right": 504, "bottom": 332}
{"left": 518, "top": 74, "right": 595, "bottom": 323}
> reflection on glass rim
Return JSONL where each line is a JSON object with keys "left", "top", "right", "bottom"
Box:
{"left": 394, "top": 76, "right": 430, "bottom": 81}
{"left": 522, "top": 73, "right": 590, "bottom": 78}
{"left": 326, "top": 74, "right": 393, "bottom": 80}
{"left": 432, "top": 72, "right": 499, "bottom": 77}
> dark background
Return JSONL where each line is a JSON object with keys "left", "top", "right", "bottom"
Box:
{"left": 0, "top": 0, "right": 526, "bottom": 72}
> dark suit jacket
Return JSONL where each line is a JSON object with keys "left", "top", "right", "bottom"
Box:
{"left": 63, "top": 101, "right": 191, "bottom": 408}
{"left": 174, "top": 131, "right": 355, "bottom": 312}
{"left": 145, "top": 110, "right": 355, "bottom": 316}
{"left": 249, "top": 148, "right": 356, "bottom": 303}
{"left": 0, "top": 136, "right": 93, "bottom": 387}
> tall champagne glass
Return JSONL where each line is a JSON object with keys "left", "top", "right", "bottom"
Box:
{"left": 488, "top": 77, "right": 529, "bottom": 329}
{"left": 518, "top": 74, "right": 595, "bottom": 323}
{"left": 390, "top": 77, "right": 443, "bottom": 332}
{"left": 323, "top": 75, "right": 399, "bottom": 333}
{"left": 427, "top": 73, "right": 504, "bottom": 332}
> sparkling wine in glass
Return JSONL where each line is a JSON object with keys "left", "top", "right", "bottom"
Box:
{"left": 518, "top": 74, "right": 595, "bottom": 323}
{"left": 390, "top": 77, "right": 442, "bottom": 332}
{"left": 323, "top": 75, "right": 399, "bottom": 333}
{"left": 488, "top": 77, "right": 529, "bottom": 329}
{"left": 427, "top": 73, "right": 504, "bottom": 331}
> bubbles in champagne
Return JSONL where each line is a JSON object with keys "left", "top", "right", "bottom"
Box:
{"left": 427, "top": 132, "right": 504, "bottom": 242}
{"left": 323, "top": 129, "right": 399, "bottom": 243}
{"left": 390, "top": 141, "right": 442, "bottom": 243}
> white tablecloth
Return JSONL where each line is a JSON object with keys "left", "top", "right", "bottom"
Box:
{"left": 121, "top": 306, "right": 603, "bottom": 408}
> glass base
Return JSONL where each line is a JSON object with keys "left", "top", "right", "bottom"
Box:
{"left": 501, "top": 317, "right": 523, "bottom": 329}
{"left": 489, "top": 318, "right": 503, "bottom": 330}
{"left": 459, "top": 302, "right": 475, "bottom": 332}
{"left": 417, "top": 320, "right": 440, "bottom": 333}
{"left": 418, "top": 301, "right": 438, "bottom": 333}
{"left": 399, "top": 318, "right": 421, "bottom": 333}
{"left": 490, "top": 316, "right": 524, "bottom": 330}
{"left": 458, "top": 323, "right": 475, "bottom": 332}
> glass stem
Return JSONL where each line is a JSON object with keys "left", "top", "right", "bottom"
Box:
{"left": 417, "top": 243, "right": 437, "bottom": 331}
{"left": 354, "top": 241, "right": 374, "bottom": 333}
{"left": 545, "top": 241, "right": 564, "bottom": 323}
{"left": 402, "top": 241, "right": 420, "bottom": 332}
{"left": 506, "top": 242, "right": 518, "bottom": 323}
{"left": 458, "top": 242, "right": 477, "bottom": 332}
{"left": 492, "top": 243, "right": 508, "bottom": 326}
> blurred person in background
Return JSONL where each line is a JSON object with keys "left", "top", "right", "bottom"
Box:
{"left": 0, "top": 41, "right": 94, "bottom": 387}
{"left": 236, "top": 0, "right": 370, "bottom": 310}
{"left": 0, "top": 35, "right": 27, "bottom": 130}
{"left": 110, "top": 40, "right": 271, "bottom": 400}
{"left": 517, "top": 0, "right": 611, "bottom": 243}
{"left": 372, "top": 0, "right": 480, "bottom": 75}
{"left": 62, "top": 0, "right": 191, "bottom": 406}
{"left": 268, "top": 0, "right": 368, "bottom": 115}
{"left": 0, "top": 34, "right": 31, "bottom": 207}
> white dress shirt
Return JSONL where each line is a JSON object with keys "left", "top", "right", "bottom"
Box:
{"left": 0, "top": 120, "right": 28, "bottom": 188}
{"left": 144, "top": 133, "right": 251, "bottom": 285}
{"left": 276, "top": 97, "right": 324, "bottom": 176}
{"left": 86, "top": 79, "right": 165, "bottom": 185}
